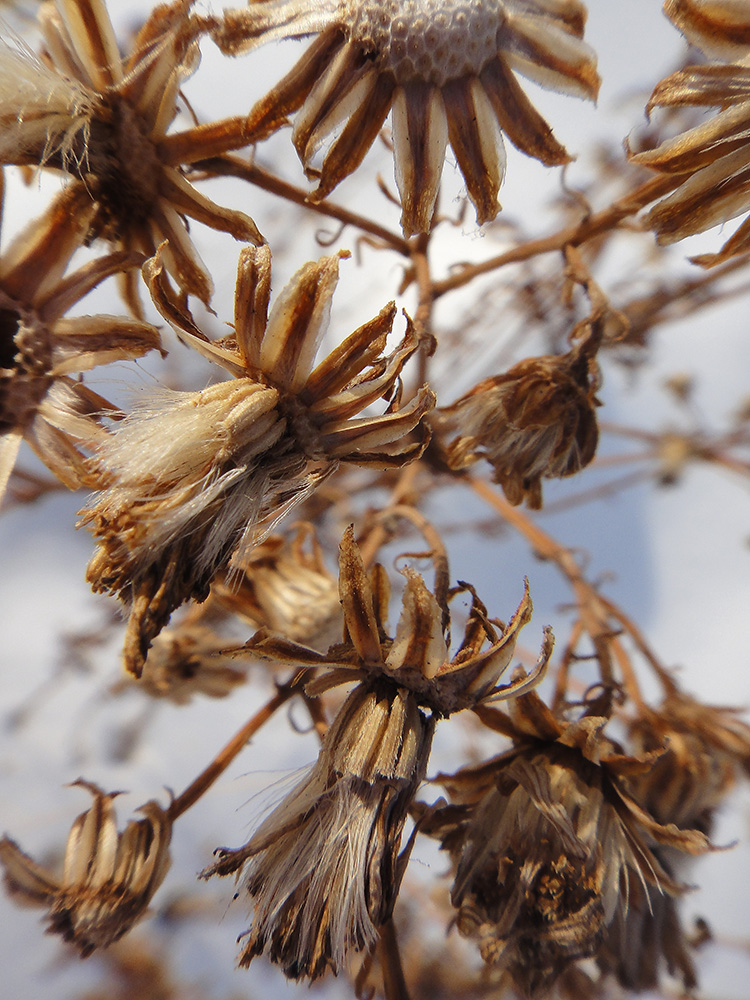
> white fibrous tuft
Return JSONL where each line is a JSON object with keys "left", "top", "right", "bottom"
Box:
{"left": 0, "top": 33, "right": 94, "bottom": 166}
{"left": 87, "top": 381, "right": 288, "bottom": 571}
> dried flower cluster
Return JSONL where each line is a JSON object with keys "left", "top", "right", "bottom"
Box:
{"left": 2, "top": 1, "right": 750, "bottom": 999}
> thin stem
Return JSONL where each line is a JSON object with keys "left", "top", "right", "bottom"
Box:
{"left": 193, "top": 155, "right": 410, "bottom": 255}
{"left": 378, "top": 918, "right": 412, "bottom": 1000}
{"left": 168, "top": 675, "right": 303, "bottom": 822}
{"left": 357, "top": 462, "right": 423, "bottom": 568}
{"left": 409, "top": 231, "right": 435, "bottom": 388}
{"left": 431, "top": 174, "right": 681, "bottom": 299}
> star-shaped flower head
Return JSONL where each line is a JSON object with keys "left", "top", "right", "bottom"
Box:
{"left": 81, "top": 246, "right": 434, "bottom": 676}
{"left": 0, "top": 0, "right": 261, "bottom": 310}
{"left": 212, "top": 0, "right": 600, "bottom": 234}
{"left": 631, "top": 0, "right": 750, "bottom": 265}
{"left": 0, "top": 180, "right": 162, "bottom": 502}
{"left": 203, "top": 526, "right": 553, "bottom": 980}
{"left": 423, "top": 687, "right": 713, "bottom": 997}
{"left": 0, "top": 781, "right": 172, "bottom": 957}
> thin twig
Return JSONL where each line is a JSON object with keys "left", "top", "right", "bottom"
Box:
{"left": 168, "top": 674, "right": 304, "bottom": 821}
{"left": 431, "top": 174, "right": 681, "bottom": 299}
{"left": 193, "top": 155, "right": 410, "bottom": 255}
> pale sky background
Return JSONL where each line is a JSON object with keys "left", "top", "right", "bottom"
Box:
{"left": 2, "top": 2, "right": 750, "bottom": 998}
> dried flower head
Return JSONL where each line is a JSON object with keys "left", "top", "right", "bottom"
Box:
{"left": 1, "top": 0, "right": 261, "bottom": 309}
{"left": 242, "top": 524, "right": 554, "bottom": 718}
{"left": 211, "top": 0, "right": 600, "bottom": 234}
{"left": 129, "top": 618, "right": 252, "bottom": 703}
{"left": 0, "top": 181, "right": 161, "bottom": 501}
{"left": 80, "top": 246, "right": 433, "bottom": 675}
{"left": 203, "top": 681, "right": 435, "bottom": 979}
{"left": 631, "top": 0, "right": 750, "bottom": 265}
{"left": 204, "top": 526, "right": 551, "bottom": 979}
{"left": 212, "top": 523, "right": 342, "bottom": 648}
{"left": 0, "top": 780, "right": 172, "bottom": 956}
{"left": 434, "top": 335, "right": 600, "bottom": 508}
{"left": 424, "top": 689, "right": 711, "bottom": 996}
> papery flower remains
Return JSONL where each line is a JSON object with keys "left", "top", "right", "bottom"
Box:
{"left": 0, "top": 0, "right": 261, "bottom": 310}
{"left": 0, "top": 781, "right": 172, "bottom": 956}
{"left": 424, "top": 688, "right": 712, "bottom": 997}
{"left": 211, "top": 0, "right": 600, "bottom": 234}
{"left": 434, "top": 333, "right": 600, "bottom": 508}
{"left": 81, "top": 246, "right": 434, "bottom": 676}
{"left": 0, "top": 180, "right": 161, "bottom": 502}
{"left": 202, "top": 525, "right": 553, "bottom": 980}
{"left": 632, "top": 0, "right": 750, "bottom": 265}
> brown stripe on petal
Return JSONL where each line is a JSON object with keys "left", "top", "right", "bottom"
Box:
{"left": 310, "top": 71, "right": 396, "bottom": 203}
{"left": 322, "top": 385, "right": 435, "bottom": 458}
{"left": 444, "top": 77, "right": 504, "bottom": 227}
{"left": 500, "top": 14, "right": 600, "bottom": 100}
{"left": 149, "top": 202, "right": 213, "bottom": 305}
{"left": 158, "top": 169, "right": 263, "bottom": 244}
{"left": 633, "top": 101, "right": 750, "bottom": 175}
{"left": 234, "top": 245, "right": 272, "bottom": 371}
{"left": 480, "top": 59, "right": 569, "bottom": 166}
{"left": 292, "top": 42, "right": 371, "bottom": 166}
{"left": 158, "top": 117, "right": 255, "bottom": 165}
{"left": 646, "top": 148, "right": 750, "bottom": 242}
{"left": 302, "top": 303, "right": 395, "bottom": 404}
{"left": 646, "top": 65, "right": 750, "bottom": 112}
{"left": 385, "top": 571, "right": 447, "bottom": 681}
{"left": 338, "top": 525, "right": 383, "bottom": 665}
{"left": 392, "top": 81, "right": 448, "bottom": 236}
{"left": 259, "top": 255, "right": 343, "bottom": 390}
{"left": 245, "top": 27, "right": 346, "bottom": 142}
{"left": 665, "top": 0, "right": 750, "bottom": 51}
{"left": 60, "top": 0, "right": 123, "bottom": 89}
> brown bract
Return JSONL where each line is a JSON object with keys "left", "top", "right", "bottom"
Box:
{"left": 0, "top": 781, "right": 172, "bottom": 957}
{"left": 0, "top": 179, "right": 162, "bottom": 502}
{"left": 1, "top": 0, "right": 262, "bottom": 311}
{"left": 632, "top": 0, "right": 750, "bottom": 265}
{"left": 434, "top": 335, "right": 600, "bottom": 509}
{"left": 236, "top": 524, "right": 554, "bottom": 718}
{"left": 211, "top": 0, "right": 600, "bottom": 234}
{"left": 425, "top": 688, "right": 712, "bottom": 997}
{"left": 80, "top": 246, "right": 434, "bottom": 676}
{"left": 203, "top": 526, "right": 551, "bottom": 979}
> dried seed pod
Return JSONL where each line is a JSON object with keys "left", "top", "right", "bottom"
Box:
{"left": 631, "top": 0, "right": 750, "bottom": 265}
{"left": 203, "top": 682, "right": 434, "bottom": 979}
{"left": 434, "top": 337, "right": 600, "bottom": 509}
{"left": 0, "top": 781, "right": 172, "bottom": 957}
{"left": 1, "top": 0, "right": 261, "bottom": 310}
{"left": 425, "top": 690, "right": 712, "bottom": 997}
{"left": 80, "top": 248, "right": 433, "bottom": 675}
{"left": 0, "top": 182, "right": 161, "bottom": 502}
{"left": 211, "top": 0, "right": 599, "bottom": 234}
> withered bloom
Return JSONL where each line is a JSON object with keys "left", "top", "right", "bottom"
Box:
{"left": 424, "top": 689, "right": 711, "bottom": 997}
{"left": 212, "top": 523, "right": 342, "bottom": 649}
{"left": 0, "top": 0, "right": 261, "bottom": 309}
{"left": 203, "top": 526, "right": 553, "bottom": 980}
{"left": 0, "top": 781, "right": 172, "bottom": 956}
{"left": 434, "top": 335, "right": 600, "bottom": 508}
{"left": 211, "top": 0, "right": 600, "bottom": 234}
{"left": 597, "top": 687, "right": 750, "bottom": 993}
{"left": 205, "top": 683, "right": 434, "bottom": 979}
{"left": 81, "top": 247, "right": 433, "bottom": 675}
{"left": 631, "top": 0, "right": 750, "bottom": 265}
{"left": 0, "top": 179, "right": 161, "bottom": 502}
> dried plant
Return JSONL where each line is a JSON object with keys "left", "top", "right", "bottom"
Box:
{"left": 2, "top": 2, "right": 750, "bottom": 1000}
